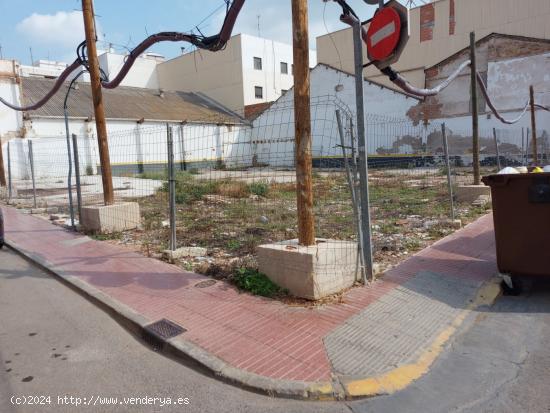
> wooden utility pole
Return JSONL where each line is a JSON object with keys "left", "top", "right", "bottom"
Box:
{"left": 470, "top": 32, "right": 480, "bottom": 185}
{"left": 82, "top": 0, "right": 114, "bottom": 205}
{"left": 530, "top": 85, "right": 538, "bottom": 164}
{"left": 291, "top": 0, "right": 315, "bottom": 246}
{"left": 0, "top": 138, "right": 6, "bottom": 187}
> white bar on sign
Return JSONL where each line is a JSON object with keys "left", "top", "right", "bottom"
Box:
{"left": 370, "top": 21, "right": 396, "bottom": 47}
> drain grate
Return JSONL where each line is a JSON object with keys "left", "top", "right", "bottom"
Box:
{"left": 144, "top": 319, "right": 186, "bottom": 340}
{"left": 195, "top": 280, "right": 217, "bottom": 289}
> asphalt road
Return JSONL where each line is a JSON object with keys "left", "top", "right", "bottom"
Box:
{"left": 1, "top": 246, "right": 549, "bottom": 413}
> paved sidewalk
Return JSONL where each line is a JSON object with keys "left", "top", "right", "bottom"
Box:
{"left": 2, "top": 206, "right": 501, "bottom": 399}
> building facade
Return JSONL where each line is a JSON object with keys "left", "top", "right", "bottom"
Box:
{"left": 99, "top": 51, "right": 164, "bottom": 90}
{"left": 252, "top": 64, "right": 421, "bottom": 167}
{"left": 317, "top": 0, "right": 550, "bottom": 90}
{"left": 157, "top": 33, "right": 317, "bottom": 115}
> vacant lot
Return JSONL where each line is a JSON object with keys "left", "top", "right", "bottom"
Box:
{"left": 109, "top": 167, "right": 491, "bottom": 278}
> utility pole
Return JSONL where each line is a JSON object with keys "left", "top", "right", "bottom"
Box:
{"left": 530, "top": 85, "right": 538, "bottom": 164}
{"left": 291, "top": 0, "right": 315, "bottom": 246}
{"left": 82, "top": 0, "right": 114, "bottom": 205}
{"left": 470, "top": 32, "right": 480, "bottom": 185}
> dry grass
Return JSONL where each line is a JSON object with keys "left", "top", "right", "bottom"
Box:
{"left": 119, "top": 170, "right": 491, "bottom": 283}
{"left": 216, "top": 181, "right": 250, "bottom": 198}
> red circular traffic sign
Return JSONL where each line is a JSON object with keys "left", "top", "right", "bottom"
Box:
{"left": 366, "top": 7, "right": 402, "bottom": 62}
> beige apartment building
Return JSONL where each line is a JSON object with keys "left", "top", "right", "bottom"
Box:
{"left": 157, "top": 33, "right": 316, "bottom": 117}
{"left": 317, "top": 0, "right": 550, "bottom": 89}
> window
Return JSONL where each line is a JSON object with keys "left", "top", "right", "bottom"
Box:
{"left": 255, "top": 86, "right": 263, "bottom": 99}
{"left": 280, "top": 62, "right": 288, "bottom": 74}
{"left": 253, "top": 57, "right": 262, "bottom": 70}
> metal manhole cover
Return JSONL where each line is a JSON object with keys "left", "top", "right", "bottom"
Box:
{"left": 144, "top": 319, "right": 186, "bottom": 340}
{"left": 195, "top": 280, "right": 217, "bottom": 288}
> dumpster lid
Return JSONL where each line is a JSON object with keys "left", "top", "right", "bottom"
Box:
{"left": 483, "top": 172, "right": 550, "bottom": 187}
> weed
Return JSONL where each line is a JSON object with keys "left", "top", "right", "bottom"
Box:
{"left": 217, "top": 181, "right": 249, "bottom": 198}
{"left": 232, "top": 267, "right": 287, "bottom": 298}
{"left": 248, "top": 182, "right": 269, "bottom": 197}
{"left": 214, "top": 160, "right": 226, "bottom": 170}
{"left": 138, "top": 170, "right": 168, "bottom": 180}
{"left": 89, "top": 232, "right": 123, "bottom": 241}
{"left": 226, "top": 239, "right": 242, "bottom": 251}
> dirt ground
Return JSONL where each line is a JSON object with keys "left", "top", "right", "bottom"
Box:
{"left": 94, "top": 168, "right": 492, "bottom": 282}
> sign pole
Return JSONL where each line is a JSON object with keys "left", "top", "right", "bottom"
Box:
{"left": 291, "top": 0, "right": 315, "bottom": 246}
{"left": 353, "top": 19, "right": 374, "bottom": 282}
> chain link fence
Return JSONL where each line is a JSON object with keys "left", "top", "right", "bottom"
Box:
{"left": 1, "top": 96, "right": 513, "bottom": 279}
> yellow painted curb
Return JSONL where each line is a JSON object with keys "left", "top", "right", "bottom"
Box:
{"left": 344, "top": 277, "right": 502, "bottom": 398}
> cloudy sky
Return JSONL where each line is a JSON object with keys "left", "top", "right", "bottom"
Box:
{"left": 0, "top": 0, "right": 390, "bottom": 64}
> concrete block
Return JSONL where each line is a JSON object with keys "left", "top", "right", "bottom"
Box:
{"left": 455, "top": 185, "right": 491, "bottom": 203}
{"left": 81, "top": 202, "right": 140, "bottom": 233}
{"left": 163, "top": 247, "right": 208, "bottom": 261}
{"left": 257, "top": 239, "right": 359, "bottom": 300}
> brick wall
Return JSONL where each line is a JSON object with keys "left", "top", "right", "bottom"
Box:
{"left": 449, "top": 0, "right": 456, "bottom": 35}
{"left": 420, "top": 4, "right": 435, "bottom": 43}
{"left": 408, "top": 34, "right": 550, "bottom": 123}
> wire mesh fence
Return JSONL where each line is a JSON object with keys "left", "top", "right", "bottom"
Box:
{"left": 0, "top": 95, "right": 515, "bottom": 282}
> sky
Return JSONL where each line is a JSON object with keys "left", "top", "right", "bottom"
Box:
{"left": 0, "top": 0, "right": 387, "bottom": 65}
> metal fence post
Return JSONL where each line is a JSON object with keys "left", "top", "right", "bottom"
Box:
{"left": 7, "top": 141, "right": 12, "bottom": 201}
{"left": 28, "top": 140, "right": 37, "bottom": 209}
{"left": 72, "top": 134, "right": 83, "bottom": 221}
{"left": 0, "top": 139, "right": 6, "bottom": 188}
{"left": 336, "top": 110, "right": 365, "bottom": 282}
{"left": 349, "top": 117, "right": 359, "bottom": 185}
{"left": 167, "top": 125, "right": 177, "bottom": 252}
{"left": 64, "top": 117, "right": 76, "bottom": 231}
{"left": 353, "top": 19, "right": 374, "bottom": 282}
{"left": 526, "top": 128, "right": 530, "bottom": 165}
{"left": 521, "top": 128, "right": 525, "bottom": 164}
{"left": 441, "top": 123, "right": 456, "bottom": 221}
{"left": 179, "top": 123, "right": 187, "bottom": 171}
{"left": 493, "top": 128, "right": 501, "bottom": 170}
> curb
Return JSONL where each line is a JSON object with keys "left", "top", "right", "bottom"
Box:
{"left": 4, "top": 238, "right": 338, "bottom": 400}
{"left": 5, "top": 237, "right": 502, "bottom": 401}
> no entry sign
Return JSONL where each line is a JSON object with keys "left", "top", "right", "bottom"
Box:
{"left": 365, "top": 1, "right": 409, "bottom": 68}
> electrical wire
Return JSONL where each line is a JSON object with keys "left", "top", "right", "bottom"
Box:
{"left": 381, "top": 60, "right": 471, "bottom": 97}
{"left": 475, "top": 71, "right": 530, "bottom": 125}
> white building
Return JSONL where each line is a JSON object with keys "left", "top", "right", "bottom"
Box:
{"left": 251, "top": 64, "right": 421, "bottom": 167}
{"left": 20, "top": 59, "right": 70, "bottom": 78}
{"left": 157, "top": 33, "right": 317, "bottom": 117}
{"left": 99, "top": 51, "right": 165, "bottom": 90}
{"left": 1, "top": 75, "right": 250, "bottom": 180}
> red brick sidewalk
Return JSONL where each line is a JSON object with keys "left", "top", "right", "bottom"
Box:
{"left": 2, "top": 206, "right": 498, "bottom": 397}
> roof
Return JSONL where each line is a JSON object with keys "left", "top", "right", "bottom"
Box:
{"left": 20, "top": 76, "right": 245, "bottom": 125}
{"left": 426, "top": 33, "right": 550, "bottom": 70}
{"left": 244, "top": 102, "right": 274, "bottom": 120}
